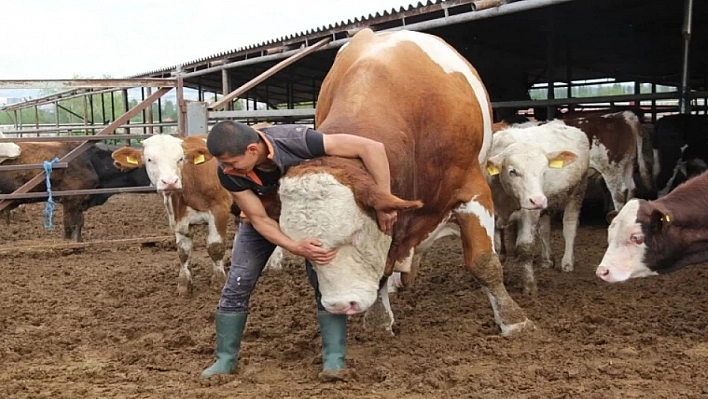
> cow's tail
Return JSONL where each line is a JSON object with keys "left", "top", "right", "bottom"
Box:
{"left": 626, "top": 111, "right": 653, "bottom": 191}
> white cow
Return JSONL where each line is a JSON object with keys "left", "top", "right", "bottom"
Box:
{"left": 487, "top": 120, "right": 590, "bottom": 295}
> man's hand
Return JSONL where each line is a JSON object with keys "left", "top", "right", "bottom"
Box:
{"left": 292, "top": 238, "right": 338, "bottom": 264}
{"left": 377, "top": 210, "right": 398, "bottom": 236}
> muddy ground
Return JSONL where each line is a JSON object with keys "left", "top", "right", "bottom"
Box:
{"left": 1, "top": 194, "right": 707, "bottom": 399}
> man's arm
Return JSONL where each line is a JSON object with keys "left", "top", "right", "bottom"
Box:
{"left": 233, "top": 189, "right": 337, "bottom": 264}
{"left": 322, "top": 134, "right": 397, "bottom": 234}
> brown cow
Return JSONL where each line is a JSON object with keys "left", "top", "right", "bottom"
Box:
{"left": 276, "top": 28, "right": 532, "bottom": 337}
{"left": 0, "top": 142, "right": 151, "bottom": 241}
{"left": 597, "top": 171, "right": 708, "bottom": 282}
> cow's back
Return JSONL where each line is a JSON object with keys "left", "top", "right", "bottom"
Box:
{"left": 0, "top": 142, "right": 98, "bottom": 196}
{"left": 315, "top": 29, "right": 491, "bottom": 215}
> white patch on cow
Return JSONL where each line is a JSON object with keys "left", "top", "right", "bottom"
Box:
{"left": 368, "top": 30, "right": 492, "bottom": 165}
{"left": 589, "top": 137, "right": 635, "bottom": 212}
{"left": 597, "top": 199, "right": 657, "bottom": 282}
{"left": 141, "top": 134, "right": 186, "bottom": 191}
{"left": 278, "top": 172, "right": 391, "bottom": 314}
{"left": 263, "top": 246, "right": 284, "bottom": 272}
{"left": 0, "top": 132, "right": 21, "bottom": 164}
{"left": 455, "top": 196, "right": 494, "bottom": 248}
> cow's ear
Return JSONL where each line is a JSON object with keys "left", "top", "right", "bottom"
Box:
{"left": 485, "top": 155, "right": 502, "bottom": 176}
{"left": 650, "top": 208, "right": 671, "bottom": 233}
{"left": 606, "top": 210, "right": 619, "bottom": 224}
{"left": 546, "top": 150, "right": 578, "bottom": 169}
{"left": 112, "top": 147, "right": 144, "bottom": 170}
{"left": 185, "top": 146, "right": 213, "bottom": 165}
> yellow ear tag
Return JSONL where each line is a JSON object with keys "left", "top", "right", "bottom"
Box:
{"left": 193, "top": 154, "right": 205, "bottom": 165}
{"left": 662, "top": 214, "right": 671, "bottom": 223}
{"left": 487, "top": 165, "right": 500, "bottom": 176}
{"left": 549, "top": 159, "right": 564, "bottom": 169}
{"left": 126, "top": 156, "right": 139, "bottom": 165}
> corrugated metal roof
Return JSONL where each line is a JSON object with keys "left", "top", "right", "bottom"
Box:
{"left": 131, "top": 0, "right": 462, "bottom": 77}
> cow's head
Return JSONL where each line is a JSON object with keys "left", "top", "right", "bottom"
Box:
{"left": 111, "top": 135, "right": 212, "bottom": 191}
{"left": 597, "top": 198, "right": 664, "bottom": 282}
{"left": 486, "top": 142, "right": 579, "bottom": 210}
{"left": 278, "top": 158, "right": 422, "bottom": 315}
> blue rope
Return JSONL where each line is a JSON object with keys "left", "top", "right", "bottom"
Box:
{"left": 42, "top": 158, "right": 60, "bottom": 230}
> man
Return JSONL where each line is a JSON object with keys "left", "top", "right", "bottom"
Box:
{"left": 201, "top": 120, "right": 397, "bottom": 380}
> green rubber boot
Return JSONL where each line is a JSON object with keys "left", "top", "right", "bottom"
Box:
{"left": 317, "top": 311, "right": 353, "bottom": 382}
{"left": 200, "top": 311, "right": 248, "bottom": 378}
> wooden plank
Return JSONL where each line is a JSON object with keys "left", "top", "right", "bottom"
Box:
{"left": 0, "top": 236, "right": 174, "bottom": 255}
{"left": 0, "top": 162, "right": 68, "bottom": 172}
{"left": 209, "top": 37, "right": 331, "bottom": 111}
{"left": 0, "top": 78, "right": 177, "bottom": 90}
{"left": 0, "top": 87, "right": 171, "bottom": 213}
{"left": 0, "top": 186, "right": 156, "bottom": 200}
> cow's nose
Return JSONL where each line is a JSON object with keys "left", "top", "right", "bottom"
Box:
{"left": 160, "top": 177, "right": 179, "bottom": 187}
{"left": 596, "top": 266, "right": 610, "bottom": 279}
{"left": 529, "top": 195, "right": 548, "bottom": 209}
{"left": 326, "top": 301, "right": 362, "bottom": 315}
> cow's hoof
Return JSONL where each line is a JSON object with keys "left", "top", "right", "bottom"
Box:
{"left": 522, "top": 281, "right": 537, "bottom": 296}
{"left": 500, "top": 318, "right": 536, "bottom": 338}
{"left": 561, "top": 263, "right": 574, "bottom": 272}
{"left": 211, "top": 272, "right": 227, "bottom": 291}
{"left": 540, "top": 259, "right": 555, "bottom": 269}
{"left": 177, "top": 279, "right": 193, "bottom": 297}
{"left": 318, "top": 368, "right": 357, "bottom": 383}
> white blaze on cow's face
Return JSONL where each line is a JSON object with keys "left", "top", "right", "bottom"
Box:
{"left": 278, "top": 172, "right": 391, "bottom": 315}
{"left": 596, "top": 199, "right": 657, "bottom": 282}
{"left": 141, "top": 135, "right": 186, "bottom": 191}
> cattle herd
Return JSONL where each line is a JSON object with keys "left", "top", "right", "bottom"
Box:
{"left": 2, "top": 29, "right": 708, "bottom": 382}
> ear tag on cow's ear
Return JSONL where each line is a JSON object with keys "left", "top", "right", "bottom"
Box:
{"left": 662, "top": 214, "right": 671, "bottom": 223}
{"left": 549, "top": 159, "right": 564, "bottom": 169}
{"left": 193, "top": 154, "right": 206, "bottom": 165}
{"left": 487, "top": 165, "right": 500, "bottom": 176}
{"left": 126, "top": 156, "right": 139, "bottom": 165}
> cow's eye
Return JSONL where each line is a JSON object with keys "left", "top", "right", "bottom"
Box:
{"left": 146, "top": 158, "right": 152, "bottom": 163}
{"left": 508, "top": 168, "right": 518, "bottom": 177}
{"left": 630, "top": 233, "right": 644, "bottom": 245}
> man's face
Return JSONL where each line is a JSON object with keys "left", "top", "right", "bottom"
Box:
{"left": 218, "top": 145, "right": 258, "bottom": 175}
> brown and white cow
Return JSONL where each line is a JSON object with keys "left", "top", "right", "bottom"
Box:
{"left": 112, "top": 135, "right": 285, "bottom": 294}
{"left": 562, "top": 111, "right": 652, "bottom": 214}
{"left": 276, "top": 29, "right": 532, "bottom": 336}
{"left": 596, "top": 171, "right": 708, "bottom": 283}
{"left": 112, "top": 135, "right": 231, "bottom": 295}
{"left": 487, "top": 120, "right": 590, "bottom": 295}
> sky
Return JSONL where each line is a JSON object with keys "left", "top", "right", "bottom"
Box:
{"left": 2, "top": 0, "right": 414, "bottom": 80}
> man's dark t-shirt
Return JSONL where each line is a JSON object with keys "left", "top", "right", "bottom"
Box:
{"left": 217, "top": 124, "right": 325, "bottom": 198}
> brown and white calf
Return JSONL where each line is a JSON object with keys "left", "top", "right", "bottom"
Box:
{"left": 563, "top": 111, "right": 652, "bottom": 214}
{"left": 112, "top": 135, "right": 231, "bottom": 296}
{"left": 597, "top": 171, "right": 708, "bottom": 283}
{"left": 277, "top": 28, "right": 532, "bottom": 337}
{"left": 487, "top": 120, "right": 590, "bottom": 295}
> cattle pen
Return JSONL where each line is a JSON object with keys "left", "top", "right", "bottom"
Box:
{"left": 2, "top": 0, "right": 708, "bottom": 398}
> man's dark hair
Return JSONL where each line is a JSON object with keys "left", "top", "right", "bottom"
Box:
{"left": 206, "top": 120, "right": 260, "bottom": 157}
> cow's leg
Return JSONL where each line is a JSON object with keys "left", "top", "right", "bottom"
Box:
{"left": 538, "top": 213, "right": 554, "bottom": 269}
{"left": 623, "top": 161, "right": 637, "bottom": 202}
{"left": 514, "top": 209, "right": 540, "bottom": 295}
{"left": 455, "top": 183, "right": 533, "bottom": 337}
{"left": 175, "top": 217, "right": 194, "bottom": 296}
{"left": 206, "top": 208, "right": 228, "bottom": 291}
{"left": 602, "top": 171, "right": 626, "bottom": 212}
{"left": 263, "top": 246, "right": 284, "bottom": 272}
{"left": 560, "top": 184, "right": 585, "bottom": 272}
{"left": 61, "top": 202, "right": 84, "bottom": 242}
{"left": 363, "top": 276, "right": 396, "bottom": 336}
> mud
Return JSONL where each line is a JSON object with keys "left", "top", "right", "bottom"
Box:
{"left": 1, "top": 194, "right": 707, "bottom": 398}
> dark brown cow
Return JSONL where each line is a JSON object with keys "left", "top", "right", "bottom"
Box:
{"left": 597, "top": 171, "right": 708, "bottom": 282}
{"left": 0, "top": 142, "right": 151, "bottom": 241}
